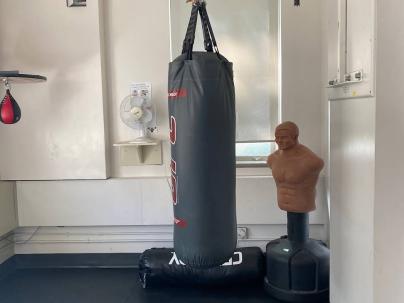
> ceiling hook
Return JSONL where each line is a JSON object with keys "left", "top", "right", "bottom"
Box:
{"left": 186, "top": 0, "right": 206, "bottom": 6}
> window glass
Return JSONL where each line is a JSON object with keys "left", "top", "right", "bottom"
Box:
{"left": 170, "top": 0, "right": 279, "bottom": 163}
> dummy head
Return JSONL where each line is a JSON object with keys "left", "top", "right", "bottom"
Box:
{"left": 275, "top": 121, "right": 299, "bottom": 150}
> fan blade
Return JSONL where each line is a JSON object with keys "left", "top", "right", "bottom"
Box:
{"left": 140, "top": 109, "right": 153, "bottom": 124}
{"left": 130, "top": 96, "right": 145, "bottom": 107}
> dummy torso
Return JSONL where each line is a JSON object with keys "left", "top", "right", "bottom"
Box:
{"left": 267, "top": 122, "right": 324, "bottom": 213}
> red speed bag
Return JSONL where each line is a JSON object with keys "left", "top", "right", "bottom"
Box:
{"left": 0, "top": 89, "right": 21, "bottom": 124}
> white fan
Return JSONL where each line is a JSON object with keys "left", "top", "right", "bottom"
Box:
{"left": 120, "top": 90, "right": 156, "bottom": 144}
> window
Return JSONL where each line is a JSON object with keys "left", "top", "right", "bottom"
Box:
{"left": 170, "top": 0, "right": 280, "bottom": 165}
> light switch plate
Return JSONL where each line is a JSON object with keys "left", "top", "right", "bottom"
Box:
{"left": 237, "top": 227, "right": 248, "bottom": 240}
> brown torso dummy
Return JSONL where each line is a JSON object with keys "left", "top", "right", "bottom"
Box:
{"left": 268, "top": 144, "right": 324, "bottom": 212}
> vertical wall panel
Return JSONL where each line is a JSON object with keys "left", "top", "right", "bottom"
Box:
{"left": 0, "top": 182, "right": 17, "bottom": 236}
{"left": 0, "top": 0, "right": 107, "bottom": 180}
{"left": 103, "top": 0, "right": 171, "bottom": 178}
{"left": 281, "top": 0, "right": 323, "bottom": 155}
{"left": 330, "top": 98, "right": 375, "bottom": 303}
{"left": 326, "top": 0, "right": 340, "bottom": 83}
{"left": 346, "top": 0, "right": 375, "bottom": 77}
{"left": 374, "top": 1, "right": 404, "bottom": 301}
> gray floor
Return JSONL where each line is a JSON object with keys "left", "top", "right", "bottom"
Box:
{"left": 0, "top": 268, "right": 281, "bottom": 303}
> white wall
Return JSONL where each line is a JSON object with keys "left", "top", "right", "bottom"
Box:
{"left": 0, "top": 0, "right": 108, "bottom": 180}
{"left": 14, "top": 176, "right": 328, "bottom": 253}
{"left": 374, "top": 1, "right": 404, "bottom": 301}
{"left": 324, "top": 0, "right": 404, "bottom": 302}
{"left": 16, "top": 177, "right": 328, "bottom": 227}
{"left": 0, "top": 0, "right": 327, "bottom": 254}
{"left": 0, "top": 181, "right": 17, "bottom": 264}
{"left": 281, "top": 0, "right": 323, "bottom": 155}
{"left": 329, "top": 98, "right": 375, "bottom": 303}
{"left": 13, "top": 224, "right": 328, "bottom": 255}
{"left": 103, "top": 0, "right": 324, "bottom": 178}
{"left": 324, "top": 0, "right": 378, "bottom": 302}
{"left": 103, "top": 0, "right": 171, "bottom": 178}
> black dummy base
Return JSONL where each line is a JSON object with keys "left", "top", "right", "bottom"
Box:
{"left": 264, "top": 212, "right": 330, "bottom": 303}
{"left": 139, "top": 247, "right": 264, "bottom": 288}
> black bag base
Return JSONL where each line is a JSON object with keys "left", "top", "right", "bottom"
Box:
{"left": 139, "top": 247, "right": 264, "bottom": 289}
{"left": 264, "top": 213, "right": 330, "bottom": 303}
{"left": 265, "top": 237, "right": 330, "bottom": 303}
{"left": 264, "top": 277, "right": 329, "bottom": 303}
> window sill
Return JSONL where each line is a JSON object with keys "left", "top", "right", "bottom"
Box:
{"left": 236, "top": 166, "right": 272, "bottom": 177}
{"left": 236, "top": 160, "right": 267, "bottom": 168}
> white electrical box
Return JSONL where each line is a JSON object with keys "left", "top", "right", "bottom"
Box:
{"left": 327, "top": 0, "right": 375, "bottom": 100}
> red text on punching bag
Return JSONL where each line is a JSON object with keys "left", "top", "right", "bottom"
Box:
{"left": 170, "top": 117, "right": 178, "bottom": 205}
{"left": 171, "top": 173, "right": 178, "bottom": 205}
{"left": 171, "top": 159, "right": 177, "bottom": 205}
{"left": 170, "top": 116, "right": 176, "bottom": 144}
{"left": 171, "top": 159, "right": 176, "bottom": 174}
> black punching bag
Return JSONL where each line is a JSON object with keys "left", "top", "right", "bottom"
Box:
{"left": 168, "top": 3, "right": 237, "bottom": 268}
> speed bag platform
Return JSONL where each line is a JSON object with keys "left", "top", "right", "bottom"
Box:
{"left": 138, "top": 247, "right": 264, "bottom": 289}
{"left": 168, "top": 2, "right": 237, "bottom": 268}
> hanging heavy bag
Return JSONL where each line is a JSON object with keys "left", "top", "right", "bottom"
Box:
{"left": 0, "top": 89, "right": 21, "bottom": 124}
{"left": 168, "top": 2, "right": 237, "bottom": 268}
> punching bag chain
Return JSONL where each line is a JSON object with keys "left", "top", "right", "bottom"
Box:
{"left": 2, "top": 78, "right": 10, "bottom": 90}
{"left": 186, "top": 0, "right": 206, "bottom": 6}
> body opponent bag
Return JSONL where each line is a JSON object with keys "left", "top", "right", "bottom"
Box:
{"left": 168, "top": 3, "right": 236, "bottom": 268}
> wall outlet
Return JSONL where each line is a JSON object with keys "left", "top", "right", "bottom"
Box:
{"left": 237, "top": 227, "right": 248, "bottom": 240}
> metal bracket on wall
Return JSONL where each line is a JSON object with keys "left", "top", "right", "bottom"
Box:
{"left": 327, "top": 70, "right": 363, "bottom": 88}
{"left": 66, "top": 0, "right": 86, "bottom": 7}
{"left": 113, "top": 141, "right": 163, "bottom": 166}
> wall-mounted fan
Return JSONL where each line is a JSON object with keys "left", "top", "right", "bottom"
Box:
{"left": 119, "top": 87, "right": 157, "bottom": 144}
